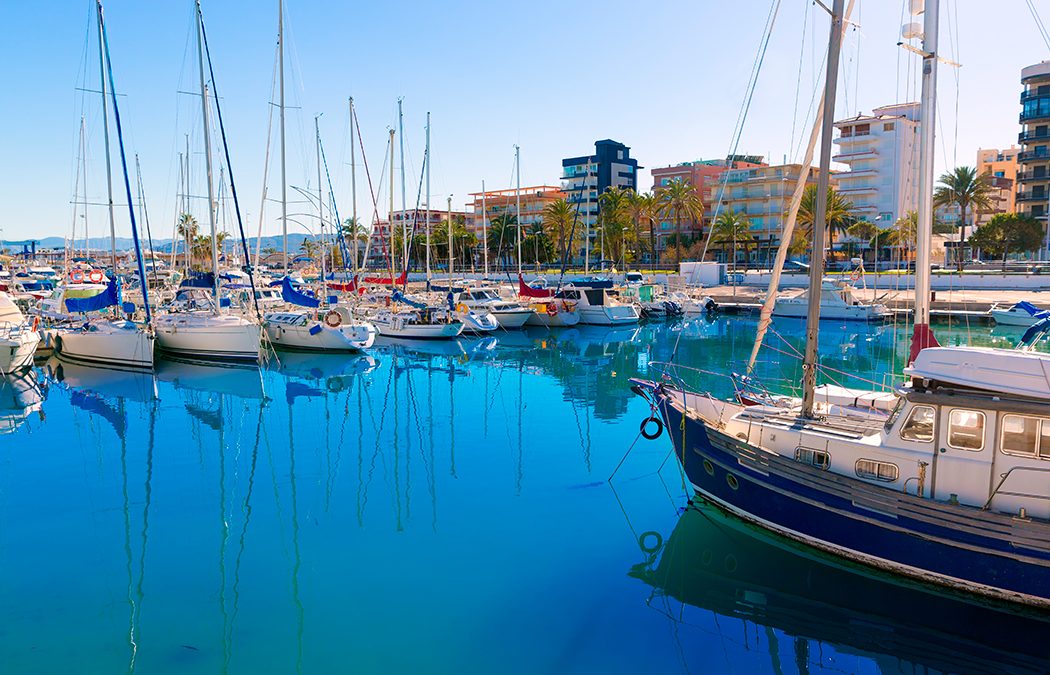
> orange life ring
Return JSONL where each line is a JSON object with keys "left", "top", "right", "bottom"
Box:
{"left": 89, "top": 270, "right": 104, "bottom": 283}
{"left": 70, "top": 270, "right": 85, "bottom": 283}
{"left": 324, "top": 310, "right": 342, "bottom": 328}
{"left": 546, "top": 303, "right": 558, "bottom": 317}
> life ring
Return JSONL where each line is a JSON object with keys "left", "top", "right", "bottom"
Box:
{"left": 850, "top": 269, "right": 862, "bottom": 282}
{"left": 89, "top": 270, "right": 104, "bottom": 283}
{"left": 70, "top": 270, "right": 85, "bottom": 283}
{"left": 546, "top": 303, "right": 558, "bottom": 317}
{"left": 456, "top": 303, "right": 469, "bottom": 314}
{"left": 324, "top": 310, "right": 342, "bottom": 328}
{"left": 640, "top": 415, "right": 664, "bottom": 440}
{"left": 639, "top": 531, "right": 663, "bottom": 555}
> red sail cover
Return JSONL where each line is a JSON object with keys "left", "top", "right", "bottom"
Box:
{"left": 908, "top": 323, "right": 940, "bottom": 365}
{"left": 518, "top": 274, "right": 553, "bottom": 298}
{"left": 361, "top": 271, "right": 407, "bottom": 285}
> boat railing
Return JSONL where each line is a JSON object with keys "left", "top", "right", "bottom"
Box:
{"left": 982, "top": 465, "right": 1050, "bottom": 510}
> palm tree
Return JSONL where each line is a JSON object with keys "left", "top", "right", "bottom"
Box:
{"left": 656, "top": 178, "right": 704, "bottom": 267}
{"left": 933, "top": 166, "right": 994, "bottom": 270}
{"left": 710, "top": 211, "right": 754, "bottom": 267}
{"left": 177, "top": 213, "right": 199, "bottom": 268}
{"left": 542, "top": 198, "right": 577, "bottom": 267}
{"left": 487, "top": 214, "right": 517, "bottom": 271}
{"left": 877, "top": 212, "right": 918, "bottom": 263}
{"left": 796, "top": 185, "right": 856, "bottom": 261}
{"left": 340, "top": 217, "right": 368, "bottom": 267}
{"left": 598, "top": 187, "right": 632, "bottom": 268}
{"left": 846, "top": 220, "right": 879, "bottom": 263}
{"left": 625, "top": 191, "right": 657, "bottom": 272}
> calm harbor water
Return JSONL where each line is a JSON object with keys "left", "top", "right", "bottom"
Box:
{"left": 2, "top": 316, "right": 1049, "bottom": 674}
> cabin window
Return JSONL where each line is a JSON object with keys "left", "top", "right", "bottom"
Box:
{"left": 948, "top": 409, "right": 985, "bottom": 451}
{"left": 795, "top": 447, "right": 830, "bottom": 470}
{"left": 899, "top": 405, "right": 935, "bottom": 442}
{"left": 855, "top": 459, "right": 899, "bottom": 482}
{"left": 1000, "top": 414, "right": 1050, "bottom": 459}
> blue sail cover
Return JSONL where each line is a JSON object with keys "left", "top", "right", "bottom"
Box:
{"left": 281, "top": 276, "right": 320, "bottom": 308}
{"left": 65, "top": 278, "right": 119, "bottom": 313}
{"left": 391, "top": 290, "right": 426, "bottom": 309}
{"left": 1013, "top": 301, "right": 1050, "bottom": 318}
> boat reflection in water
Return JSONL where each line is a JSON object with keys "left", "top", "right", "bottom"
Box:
{"left": 0, "top": 370, "right": 46, "bottom": 434}
{"left": 155, "top": 355, "right": 266, "bottom": 400}
{"left": 44, "top": 356, "right": 157, "bottom": 403}
{"left": 270, "top": 351, "right": 378, "bottom": 391}
{"left": 631, "top": 501, "right": 1050, "bottom": 673}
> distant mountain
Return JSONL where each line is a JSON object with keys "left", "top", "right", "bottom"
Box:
{"left": 2, "top": 233, "right": 315, "bottom": 254}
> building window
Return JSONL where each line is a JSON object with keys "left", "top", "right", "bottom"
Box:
{"left": 617, "top": 150, "right": 624, "bottom": 160}
{"left": 883, "top": 122, "right": 895, "bottom": 132}
{"left": 855, "top": 459, "right": 899, "bottom": 482}
{"left": 900, "top": 405, "right": 935, "bottom": 442}
{"left": 948, "top": 409, "right": 985, "bottom": 451}
{"left": 795, "top": 447, "right": 830, "bottom": 470}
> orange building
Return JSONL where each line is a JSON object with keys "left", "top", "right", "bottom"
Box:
{"left": 465, "top": 185, "right": 565, "bottom": 241}
{"left": 975, "top": 147, "right": 1020, "bottom": 227}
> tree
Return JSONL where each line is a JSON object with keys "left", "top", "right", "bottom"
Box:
{"left": 625, "top": 191, "right": 658, "bottom": 271}
{"left": 874, "top": 212, "right": 917, "bottom": 262}
{"left": 656, "top": 178, "right": 704, "bottom": 267}
{"left": 968, "top": 213, "right": 1044, "bottom": 265}
{"left": 796, "top": 184, "right": 856, "bottom": 260}
{"left": 933, "top": 166, "right": 994, "bottom": 270}
{"left": 598, "top": 187, "right": 632, "bottom": 267}
{"left": 487, "top": 214, "right": 517, "bottom": 270}
{"left": 177, "top": 213, "right": 199, "bottom": 268}
{"left": 542, "top": 199, "right": 577, "bottom": 267}
{"left": 710, "top": 211, "right": 754, "bottom": 266}
{"left": 340, "top": 217, "right": 368, "bottom": 267}
{"left": 523, "top": 222, "right": 554, "bottom": 268}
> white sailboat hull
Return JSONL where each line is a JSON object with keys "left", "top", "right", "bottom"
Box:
{"left": 0, "top": 330, "right": 40, "bottom": 373}
{"left": 490, "top": 308, "right": 534, "bottom": 329}
{"left": 155, "top": 314, "right": 260, "bottom": 361}
{"left": 53, "top": 321, "right": 154, "bottom": 369}
{"left": 373, "top": 318, "right": 464, "bottom": 339}
{"left": 990, "top": 308, "right": 1043, "bottom": 326}
{"left": 264, "top": 314, "right": 376, "bottom": 352}
{"left": 578, "top": 305, "right": 641, "bottom": 325}
{"left": 525, "top": 308, "right": 581, "bottom": 327}
{"left": 773, "top": 298, "right": 888, "bottom": 321}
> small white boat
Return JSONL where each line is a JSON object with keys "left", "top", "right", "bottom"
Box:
{"left": 667, "top": 291, "right": 718, "bottom": 316}
{"left": 454, "top": 307, "right": 500, "bottom": 334}
{"left": 990, "top": 301, "right": 1049, "bottom": 327}
{"left": 773, "top": 279, "right": 887, "bottom": 321}
{"left": 154, "top": 312, "right": 261, "bottom": 362}
{"left": 455, "top": 288, "right": 535, "bottom": 329}
{"left": 264, "top": 307, "right": 376, "bottom": 352}
{"left": 52, "top": 320, "right": 154, "bottom": 370}
{"left": 524, "top": 298, "right": 581, "bottom": 327}
{"left": 558, "top": 287, "right": 640, "bottom": 325}
{"left": 370, "top": 308, "right": 464, "bottom": 339}
{"left": 0, "top": 292, "right": 40, "bottom": 374}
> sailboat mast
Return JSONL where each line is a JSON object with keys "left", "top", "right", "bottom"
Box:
{"left": 279, "top": 0, "right": 288, "bottom": 274}
{"left": 425, "top": 112, "right": 431, "bottom": 280}
{"left": 482, "top": 179, "right": 488, "bottom": 277}
{"left": 316, "top": 115, "right": 327, "bottom": 298}
{"left": 350, "top": 98, "right": 359, "bottom": 274}
{"left": 515, "top": 145, "right": 522, "bottom": 277}
{"left": 448, "top": 196, "right": 453, "bottom": 277}
{"left": 913, "top": 0, "right": 940, "bottom": 351}
{"left": 79, "top": 116, "right": 88, "bottom": 260}
{"left": 95, "top": 0, "right": 117, "bottom": 273}
{"left": 398, "top": 98, "right": 408, "bottom": 273}
{"left": 195, "top": 3, "right": 220, "bottom": 305}
{"left": 388, "top": 128, "right": 396, "bottom": 287}
{"left": 801, "top": 0, "right": 845, "bottom": 418}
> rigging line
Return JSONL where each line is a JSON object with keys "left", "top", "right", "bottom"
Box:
{"left": 699, "top": 0, "right": 783, "bottom": 262}
{"left": 198, "top": 6, "right": 261, "bottom": 321}
{"left": 788, "top": 0, "right": 811, "bottom": 156}
{"left": 1026, "top": 0, "right": 1050, "bottom": 52}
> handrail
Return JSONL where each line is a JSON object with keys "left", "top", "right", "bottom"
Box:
{"left": 982, "top": 465, "right": 1050, "bottom": 510}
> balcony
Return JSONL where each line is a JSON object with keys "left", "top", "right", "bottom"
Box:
{"left": 838, "top": 169, "right": 878, "bottom": 179}
{"left": 832, "top": 149, "right": 878, "bottom": 162}
{"left": 833, "top": 133, "right": 876, "bottom": 145}
{"left": 1017, "top": 170, "right": 1050, "bottom": 182}
{"left": 1017, "top": 190, "right": 1049, "bottom": 203}
{"left": 1019, "top": 129, "right": 1050, "bottom": 144}
{"left": 1021, "top": 90, "right": 1050, "bottom": 103}
{"left": 1018, "top": 150, "right": 1050, "bottom": 162}
{"left": 1020, "top": 110, "right": 1050, "bottom": 124}
{"left": 838, "top": 185, "right": 878, "bottom": 195}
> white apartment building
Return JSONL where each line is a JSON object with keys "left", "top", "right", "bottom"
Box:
{"left": 832, "top": 103, "right": 920, "bottom": 228}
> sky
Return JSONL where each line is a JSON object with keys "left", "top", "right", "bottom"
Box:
{"left": 1, "top": 0, "right": 1048, "bottom": 243}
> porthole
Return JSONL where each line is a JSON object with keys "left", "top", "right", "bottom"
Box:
{"left": 726, "top": 474, "right": 739, "bottom": 490}
{"left": 703, "top": 459, "right": 715, "bottom": 476}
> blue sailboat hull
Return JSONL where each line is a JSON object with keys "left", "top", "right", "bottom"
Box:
{"left": 655, "top": 390, "right": 1050, "bottom": 608}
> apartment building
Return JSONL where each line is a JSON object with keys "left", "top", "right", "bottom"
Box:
{"left": 975, "top": 147, "right": 1019, "bottom": 227}
{"left": 833, "top": 103, "right": 920, "bottom": 227}
{"left": 561, "top": 140, "right": 640, "bottom": 259}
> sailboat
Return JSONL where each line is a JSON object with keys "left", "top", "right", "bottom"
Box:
{"left": 263, "top": 81, "right": 376, "bottom": 352}
{"left": 636, "top": 0, "right": 1050, "bottom": 609}
{"left": 0, "top": 292, "right": 40, "bottom": 374}
{"left": 52, "top": 0, "right": 155, "bottom": 371}
{"left": 154, "top": 1, "right": 260, "bottom": 363}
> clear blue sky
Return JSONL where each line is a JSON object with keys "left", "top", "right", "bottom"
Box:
{"left": 1, "top": 0, "right": 1047, "bottom": 243}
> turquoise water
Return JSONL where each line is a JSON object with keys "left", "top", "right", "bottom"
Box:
{"left": 2, "top": 317, "right": 1049, "bottom": 674}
